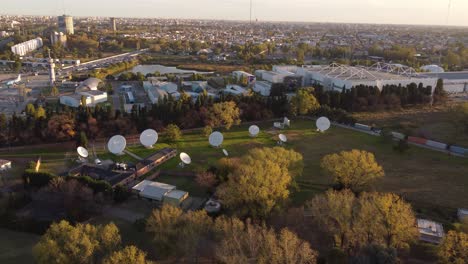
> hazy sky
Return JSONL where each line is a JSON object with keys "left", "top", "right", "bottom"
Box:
{"left": 2, "top": 0, "right": 468, "bottom": 26}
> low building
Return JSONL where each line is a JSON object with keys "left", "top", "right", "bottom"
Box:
{"left": 133, "top": 180, "right": 176, "bottom": 201}
{"left": 135, "top": 148, "right": 177, "bottom": 176}
{"left": 224, "top": 84, "right": 247, "bottom": 96}
{"left": 232, "top": 71, "right": 256, "bottom": 84}
{"left": 417, "top": 219, "right": 445, "bottom": 244}
{"left": 60, "top": 78, "right": 107, "bottom": 107}
{"left": 0, "top": 159, "right": 12, "bottom": 170}
{"left": 164, "top": 190, "right": 189, "bottom": 206}
{"left": 254, "top": 81, "right": 272, "bottom": 96}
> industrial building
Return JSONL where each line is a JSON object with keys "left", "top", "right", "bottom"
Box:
{"left": 60, "top": 78, "right": 107, "bottom": 107}
{"left": 10, "top": 38, "right": 43, "bottom": 56}
{"left": 295, "top": 63, "right": 438, "bottom": 92}
{"left": 419, "top": 72, "right": 468, "bottom": 93}
{"left": 132, "top": 180, "right": 189, "bottom": 206}
{"left": 232, "top": 71, "right": 256, "bottom": 84}
{"left": 58, "top": 15, "right": 74, "bottom": 35}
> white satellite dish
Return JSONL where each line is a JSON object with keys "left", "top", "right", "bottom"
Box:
{"left": 248, "top": 125, "right": 260, "bottom": 137}
{"left": 279, "top": 134, "right": 287, "bottom": 143}
{"left": 316, "top": 117, "right": 331, "bottom": 132}
{"left": 77, "top": 146, "right": 89, "bottom": 158}
{"left": 107, "top": 135, "right": 127, "bottom": 155}
{"left": 140, "top": 129, "right": 158, "bottom": 148}
{"left": 209, "top": 131, "right": 224, "bottom": 147}
{"left": 179, "top": 152, "right": 192, "bottom": 167}
{"left": 222, "top": 149, "right": 229, "bottom": 156}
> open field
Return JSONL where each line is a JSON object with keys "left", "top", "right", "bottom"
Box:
{"left": 0, "top": 119, "right": 467, "bottom": 222}
{"left": 0, "top": 228, "right": 39, "bottom": 264}
{"left": 353, "top": 104, "right": 468, "bottom": 148}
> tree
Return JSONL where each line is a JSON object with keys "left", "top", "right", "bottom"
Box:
{"left": 47, "top": 114, "right": 76, "bottom": 141}
{"left": 289, "top": 88, "right": 320, "bottom": 116}
{"left": 51, "top": 86, "right": 59, "bottom": 96}
{"left": 145, "top": 204, "right": 212, "bottom": 259}
{"left": 79, "top": 131, "right": 88, "bottom": 148}
{"left": 433, "top": 78, "right": 447, "bottom": 104}
{"left": 207, "top": 101, "right": 241, "bottom": 130}
{"left": 307, "top": 189, "right": 356, "bottom": 249}
{"left": 321, "top": 149, "right": 384, "bottom": 191}
{"left": 102, "top": 246, "right": 150, "bottom": 264}
{"left": 217, "top": 147, "right": 303, "bottom": 218}
{"left": 165, "top": 124, "right": 181, "bottom": 141}
{"left": 35, "top": 106, "right": 46, "bottom": 120}
{"left": 195, "top": 171, "right": 218, "bottom": 189}
{"left": 356, "top": 192, "right": 417, "bottom": 249}
{"left": 449, "top": 103, "right": 468, "bottom": 137}
{"left": 307, "top": 190, "right": 418, "bottom": 253}
{"left": 215, "top": 217, "right": 317, "bottom": 264}
{"left": 202, "top": 125, "right": 212, "bottom": 137}
{"left": 438, "top": 231, "right": 468, "bottom": 264}
{"left": 33, "top": 220, "right": 121, "bottom": 264}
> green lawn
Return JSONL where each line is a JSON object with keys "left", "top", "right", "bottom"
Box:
{"left": 153, "top": 120, "right": 468, "bottom": 219}
{"left": 0, "top": 228, "right": 39, "bottom": 264}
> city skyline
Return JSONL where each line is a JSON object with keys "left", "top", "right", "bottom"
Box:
{"left": 1, "top": 0, "right": 468, "bottom": 27}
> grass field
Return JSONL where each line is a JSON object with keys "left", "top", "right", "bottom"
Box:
{"left": 1, "top": 119, "right": 467, "bottom": 222}
{"left": 0, "top": 228, "right": 39, "bottom": 264}
{"left": 353, "top": 104, "right": 468, "bottom": 147}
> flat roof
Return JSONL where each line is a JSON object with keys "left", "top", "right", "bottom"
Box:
{"left": 165, "top": 189, "right": 188, "bottom": 200}
{"left": 419, "top": 72, "right": 468, "bottom": 80}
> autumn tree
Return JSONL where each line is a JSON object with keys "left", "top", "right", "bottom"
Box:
{"left": 207, "top": 101, "right": 241, "bottom": 130}
{"left": 438, "top": 230, "right": 468, "bottom": 264}
{"left": 356, "top": 192, "right": 418, "bottom": 249}
{"left": 321, "top": 149, "right": 384, "bottom": 191}
{"left": 33, "top": 220, "right": 121, "bottom": 264}
{"left": 289, "top": 88, "right": 320, "bottom": 116}
{"left": 165, "top": 124, "right": 181, "bottom": 141}
{"left": 47, "top": 114, "right": 76, "bottom": 141}
{"left": 214, "top": 217, "right": 317, "bottom": 264}
{"left": 307, "top": 189, "right": 356, "bottom": 249}
{"left": 202, "top": 125, "right": 212, "bottom": 137}
{"left": 217, "top": 147, "right": 303, "bottom": 218}
{"left": 102, "top": 246, "right": 151, "bottom": 264}
{"left": 145, "top": 204, "right": 212, "bottom": 259}
{"left": 307, "top": 190, "right": 418, "bottom": 254}
{"left": 195, "top": 171, "right": 218, "bottom": 190}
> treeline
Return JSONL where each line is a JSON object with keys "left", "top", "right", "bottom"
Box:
{"left": 313, "top": 79, "right": 446, "bottom": 112}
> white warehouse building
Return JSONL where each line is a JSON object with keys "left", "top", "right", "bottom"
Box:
{"left": 11, "top": 38, "right": 43, "bottom": 56}
{"left": 295, "top": 63, "right": 438, "bottom": 92}
{"left": 60, "top": 78, "right": 107, "bottom": 107}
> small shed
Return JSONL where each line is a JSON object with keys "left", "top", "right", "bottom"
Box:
{"left": 417, "top": 219, "right": 445, "bottom": 244}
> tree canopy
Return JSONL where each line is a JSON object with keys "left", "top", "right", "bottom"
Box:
{"left": 289, "top": 88, "right": 320, "bottom": 116}
{"left": 321, "top": 149, "right": 384, "bottom": 191}
{"left": 217, "top": 147, "right": 303, "bottom": 218}
{"left": 207, "top": 101, "right": 241, "bottom": 130}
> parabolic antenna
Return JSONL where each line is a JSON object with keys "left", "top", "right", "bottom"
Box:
{"left": 248, "top": 125, "right": 260, "bottom": 137}
{"left": 107, "top": 135, "right": 127, "bottom": 155}
{"left": 77, "top": 146, "right": 89, "bottom": 158}
{"left": 279, "top": 134, "right": 287, "bottom": 143}
{"left": 316, "top": 117, "right": 331, "bottom": 132}
{"left": 180, "top": 152, "right": 192, "bottom": 165}
{"left": 222, "top": 149, "right": 229, "bottom": 156}
{"left": 140, "top": 129, "right": 158, "bottom": 148}
{"left": 209, "top": 131, "right": 224, "bottom": 147}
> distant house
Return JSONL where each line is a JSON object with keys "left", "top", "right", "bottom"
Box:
{"left": 0, "top": 159, "right": 11, "bottom": 170}
{"left": 232, "top": 71, "right": 256, "bottom": 84}
{"left": 417, "top": 219, "right": 445, "bottom": 244}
